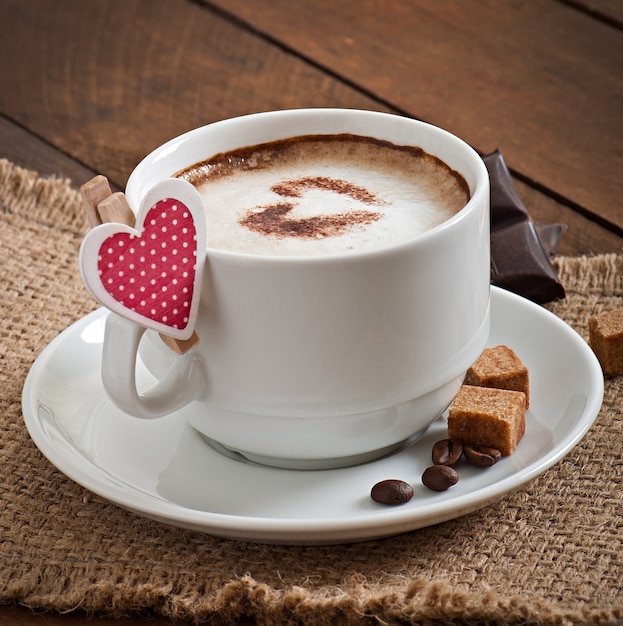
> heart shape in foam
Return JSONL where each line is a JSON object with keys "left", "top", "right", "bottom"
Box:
{"left": 80, "top": 179, "right": 206, "bottom": 340}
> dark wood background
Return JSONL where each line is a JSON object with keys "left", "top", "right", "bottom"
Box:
{"left": 1, "top": 0, "right": 621, "bottom": 623}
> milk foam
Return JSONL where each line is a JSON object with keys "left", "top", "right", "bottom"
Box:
{"left": 177, "top": 135, "right": 469, "bottom": 257}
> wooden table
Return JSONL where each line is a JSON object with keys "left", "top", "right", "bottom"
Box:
{"left": 1, "top": 1, "right": 621, "bottom": 623}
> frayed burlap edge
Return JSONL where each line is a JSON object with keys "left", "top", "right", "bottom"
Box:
{"left": 553, "top": 254, "right": 623, "bottom": 297}
{"left": 0, "top": 158, "right": 86, "bottom": 234}
{"left": 1, "top": 160, "right": 621, "bottom": 626}
{"left": 11, "top": 573, "right": 618, "bottom": 626}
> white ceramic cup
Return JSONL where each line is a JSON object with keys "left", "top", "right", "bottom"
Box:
{"left": 104, "top": 109, "right": 490, "bottom": 469}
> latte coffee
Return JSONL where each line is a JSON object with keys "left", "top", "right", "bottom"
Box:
{"left": 176, "top": 134, "right": 469, "bottom": 256}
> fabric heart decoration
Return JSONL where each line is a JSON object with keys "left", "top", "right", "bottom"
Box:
{"left": 80, "top": 179, "right": 206, "bottom": 340}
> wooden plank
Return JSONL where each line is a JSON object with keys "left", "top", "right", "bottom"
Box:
{"left": 570, "top": 0, "right": 623, "bottom": 26}
{"left": 0, "top": 115, "right": 106, "bottom": 187}
{"left": 2, "top": 0, "right": 621, "bottom": 230}
{"left": 0, "top": 0, "right": 390, "bottom": 190}
{"left": 207, "top": 0, "right": 623, "bottom": 230}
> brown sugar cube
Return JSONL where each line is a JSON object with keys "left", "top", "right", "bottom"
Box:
{"left": 464, "top": 345, "right": 530, "bottom": 406}
{"left": 448, "top": 385, "right": 526, "bottom": 456}
{"left": 589, "top": 308, "right": 623, "bottom": 376}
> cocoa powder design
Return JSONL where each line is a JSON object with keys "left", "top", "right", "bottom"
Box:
{"left": 239, "top": 176, "right": 383, "bottom": 239}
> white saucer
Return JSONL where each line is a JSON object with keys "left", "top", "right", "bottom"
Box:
{"left": 22, "top": 287, "right": 604, "bottom": 545}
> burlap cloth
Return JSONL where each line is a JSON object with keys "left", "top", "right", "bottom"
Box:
{"left": 0, "top": 159, "right": 621, "bottom": 625}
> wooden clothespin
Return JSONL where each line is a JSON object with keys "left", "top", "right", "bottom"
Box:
{"left": 80, "top": 176, "right": 200, "bottom": 355}
{"left": 81, "top": 175, "right": 111, "bottom": 228}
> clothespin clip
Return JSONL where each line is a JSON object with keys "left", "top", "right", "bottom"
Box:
{"left": 79, "top": 175, "right": 202, "bottom": 355}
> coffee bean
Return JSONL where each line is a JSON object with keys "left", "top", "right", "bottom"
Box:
{"left": 463, "top": 444, "right": 502, "bottom": 467}
{"left": 370, "top": 479, "right": 414, "bottom": 505}
{"left": 431, "top": 438, "right": 463, "bottom": 466}
{"left": 421, "top": 465, "right": 459, "bottom": 491}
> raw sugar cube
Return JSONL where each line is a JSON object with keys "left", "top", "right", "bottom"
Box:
{"left": 448, "top": 385, "right": 526, "bottom": 456}
{"left": 588, "top": 308, "right": 623, "bottom": 376}
{"left": 464, "top": 345, "right": 530, "bottom": 406}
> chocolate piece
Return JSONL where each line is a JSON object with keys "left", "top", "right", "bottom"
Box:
{"left": 484, "top": 150, "right": 565, "bottom": 304}
{"left": 534, "top": 223, "right": 566, "bottom": 257}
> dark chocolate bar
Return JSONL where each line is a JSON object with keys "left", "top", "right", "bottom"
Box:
{"left": 484, "top": 150, "right": 565, "bottom": 304}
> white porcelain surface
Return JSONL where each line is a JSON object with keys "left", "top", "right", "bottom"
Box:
{"left": 22, "top": 287, "right": 603, "bottom": 545}
{"left": 107, "top": 109, "right": 491, "bottom": 466}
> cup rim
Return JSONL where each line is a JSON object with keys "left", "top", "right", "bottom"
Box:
{"left": 126, "top": 108, "right": 489, "bottom": 263}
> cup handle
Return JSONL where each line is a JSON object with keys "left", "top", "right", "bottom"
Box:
{"left": 101, "top": 312, "right": 206, "bottom": 419}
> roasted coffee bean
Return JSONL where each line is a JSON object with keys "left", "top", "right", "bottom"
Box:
{"left": 431, "top": 438, "right": 463, "bottom": 466}
{"left": 421, "top": 465, "right": 459, "bottom": 491}
{"left": 370, "top": 479, "right": 414, "bottom": 505}
{"left": 463, "top": 444, "right": 502, "bottom": 467}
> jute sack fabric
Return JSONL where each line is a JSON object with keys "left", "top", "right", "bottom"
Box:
{"left": 0, "top": 159, "right": 621, "bottom": 625}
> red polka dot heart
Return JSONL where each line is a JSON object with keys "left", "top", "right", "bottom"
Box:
{"left": 80, "top": 179, "right": 206, "bottom": 340}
